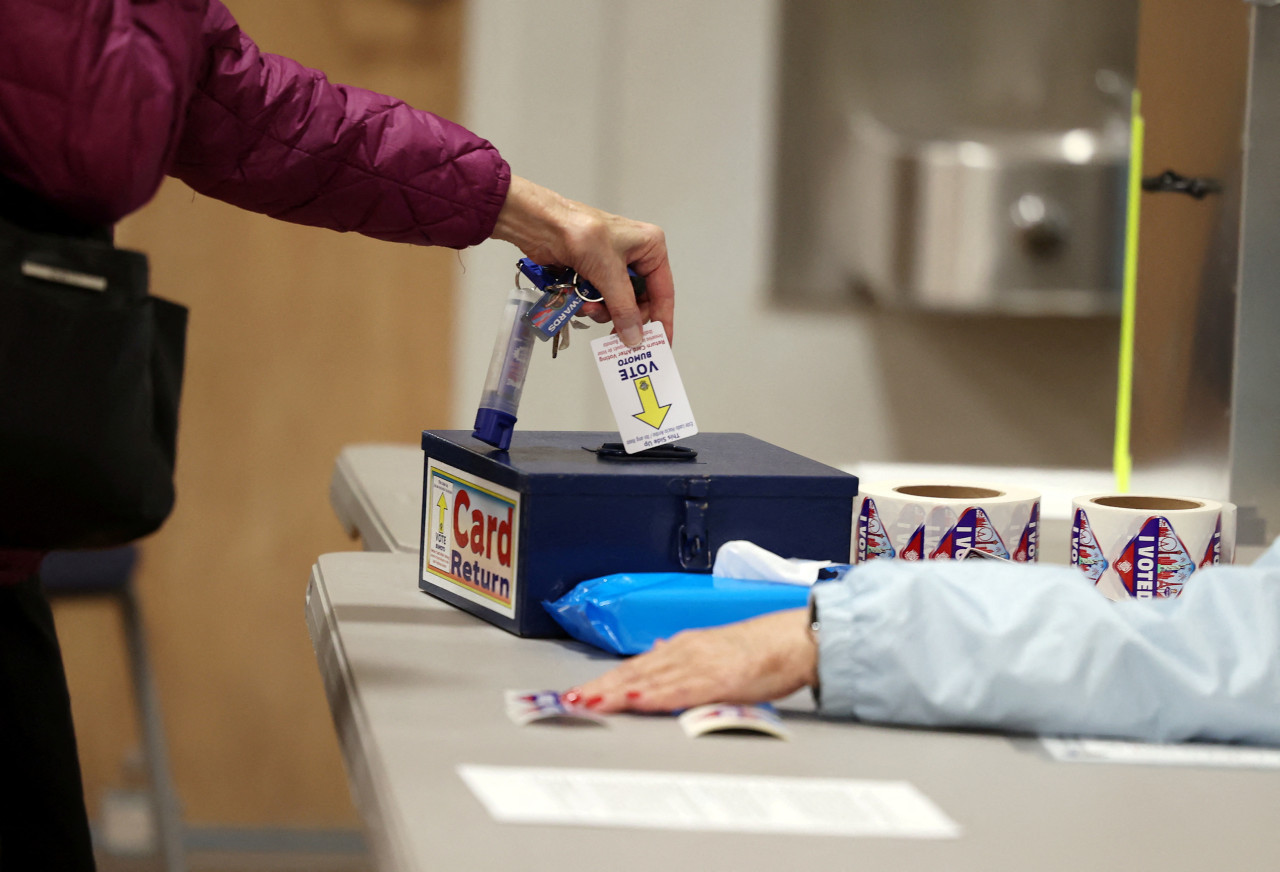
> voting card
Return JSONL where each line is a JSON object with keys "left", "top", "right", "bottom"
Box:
{"left": 592, "top": 323, "right": 697, "bottom": 454}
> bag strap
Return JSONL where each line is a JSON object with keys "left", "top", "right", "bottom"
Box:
{"left": 0, "top": 174, "right": 149, "bottom": 300}
{"left": 0, "top": 173, "right": 112, "bottom": 242}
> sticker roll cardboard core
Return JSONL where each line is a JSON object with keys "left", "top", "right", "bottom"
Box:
{"left": 1091, "top": 495, "right": 1204, "bottom": 512}
{"left": 894, "top": 485, "right": 1004, "bottom": 500}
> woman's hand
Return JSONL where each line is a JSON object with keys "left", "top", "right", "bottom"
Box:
{"left": 492, "top": 175, "right": 674, "bottom": 348}
{"left": 565, "top": 608, "right": 818, "bottom": 713}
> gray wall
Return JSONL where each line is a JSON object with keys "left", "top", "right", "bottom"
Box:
{"left": 453, "top": 0, "right": 1119, "bottom": 471}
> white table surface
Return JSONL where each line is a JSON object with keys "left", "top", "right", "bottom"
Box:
{"left": 306, "top": 550, "right": 1280, "bottom": 872}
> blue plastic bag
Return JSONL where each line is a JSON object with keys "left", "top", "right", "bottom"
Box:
{"left": 542, "top": 572, "right": 810, "bottom": 655}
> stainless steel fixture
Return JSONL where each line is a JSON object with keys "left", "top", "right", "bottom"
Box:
{"left": 773, "top": 0, "right": 1138, "bottom": 314}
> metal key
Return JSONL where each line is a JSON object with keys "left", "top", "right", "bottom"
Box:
{"left": 515, "top": 257, "right": 647, "bottom": 353}
{"left": 551, "top": 322, "right": 567, "bottom": 358}
{"left": 553, "top": 319, "right": 593, "bottom": 358}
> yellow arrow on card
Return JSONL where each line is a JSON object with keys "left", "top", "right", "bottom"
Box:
{"left": 436, "top": 494, "right": 448, "bottom": 533}
{"left": 632, "top": 377, "right": 671, "bottom": 429}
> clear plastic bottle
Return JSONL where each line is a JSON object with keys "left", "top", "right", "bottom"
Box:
{"left": 472, "top": 285, "right": 540, "bottom": 450}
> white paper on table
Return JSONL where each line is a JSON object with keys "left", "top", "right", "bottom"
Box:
{"left": 1041, "top": 738, "right": 1280, "bottom": 770}
{"left": 457, "top": 765, "right": 960, "bottom": 839}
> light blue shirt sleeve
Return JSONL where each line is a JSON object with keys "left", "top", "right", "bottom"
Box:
{"left": 812, "top": 539, "right": 1280, "bottom": 744}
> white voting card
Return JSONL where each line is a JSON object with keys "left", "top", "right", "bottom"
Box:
{"left": 592, "top": 323, "right": 697, "bottom": 453}
{"left": 1042, "top": 737, "right": 1280, "bottom": 770}
{"left": 457, "top": 765, "right": 960, "bottom": 838}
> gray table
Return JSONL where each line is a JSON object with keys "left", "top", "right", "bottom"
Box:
{"left": 330, "top": 444, "right": 423, "bottom": 553}
{"left": 306, "top": 550, "right": 1280, "bottom": 872}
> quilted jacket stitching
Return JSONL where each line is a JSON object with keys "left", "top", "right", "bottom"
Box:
{"left": 179, "top": 85, "right": 500, "bottom": 220}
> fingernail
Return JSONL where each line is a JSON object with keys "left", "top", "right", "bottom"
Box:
{"left": 562, "top": 689, "right": 582, "bottom": 705}
{"left": 584, "top": 695, "right": 605, "bottom": 709}
{"left": 620, "top": 325, "right": 643, "bottom": 348}
{"left": 625, "top": 690, "right": 643, "bottom": 701}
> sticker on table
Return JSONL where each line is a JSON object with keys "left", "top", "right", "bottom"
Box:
{"left": 591, "top": 323, "right": 697, "bottom": 454}
{"left": 457, "top": 765, "right": 960, "bottom": 838}
{"left": 1041, "top": 738, "right": 1280, "bottom": 770}
{"left": 505, "top": 690, "right": 606, "bottom": 727}
{"left": 678, "top": 703, "right": 790, "bottom": 740}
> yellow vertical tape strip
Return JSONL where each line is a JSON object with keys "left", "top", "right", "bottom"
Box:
{"left": 1114, "top": 90, "right": 1144, "bottom": 493}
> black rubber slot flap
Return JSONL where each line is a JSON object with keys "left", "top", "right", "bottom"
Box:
{"left": 587, "top": 443, "right": 698, "bottom": 462}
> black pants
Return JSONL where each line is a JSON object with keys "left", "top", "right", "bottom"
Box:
{"left": 0, "top": 575, "right": 96, "bottom": 871}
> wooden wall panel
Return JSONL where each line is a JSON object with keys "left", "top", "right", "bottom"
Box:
{"left": 1132, "top": 0, "right": 1250, "bottom": 455}
{"left": 54, "top": 0, "right": 465, "bottom": 826}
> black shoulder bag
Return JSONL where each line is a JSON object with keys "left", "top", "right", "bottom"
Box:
{"left": 0, "top": 178, "right": 188, "bottom": 549}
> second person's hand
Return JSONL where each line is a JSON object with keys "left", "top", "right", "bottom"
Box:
{"left": 564, "top": 608, "right": 818, "bottom": 713}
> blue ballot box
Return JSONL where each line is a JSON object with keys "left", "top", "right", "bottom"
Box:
{"left": 419, "top": 430, "right": 859, "bottom": 637}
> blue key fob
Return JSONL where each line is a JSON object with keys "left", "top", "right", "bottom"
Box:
{"left": 517, "top": 258, "right": 646, "bottom": 301}
{"left": 573, "top": 269, "right": 647, "bottom": 302}
{"left": 524, "top": 287, "right": 586, "bottom": 341}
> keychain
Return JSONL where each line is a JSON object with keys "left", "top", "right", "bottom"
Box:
{"left": 517, "top": 257, "right": 645, "bottom": 358}
{"left": 473, "top": 259, "right": 646, "bottom": 450}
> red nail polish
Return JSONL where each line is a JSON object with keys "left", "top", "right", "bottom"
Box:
{"left": 584, "top": 695, "right": 604, "bottom": 709}
{"left": 562, "top": 690, "right": 582, "bottom": 705}
{"left": 625, "top": 690, "right": 642, "bottom": 701}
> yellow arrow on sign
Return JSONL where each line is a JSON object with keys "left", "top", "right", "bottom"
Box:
{"left": 436, "top": 494, "right": 448, "bottom": 533}
{"left": 632, "top": 377, "right": 671, "bottom": 429}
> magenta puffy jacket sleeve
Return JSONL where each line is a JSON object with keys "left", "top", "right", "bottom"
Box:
{"left": 0, "top": 0, "right": 209, "bottom": 224}
{"left": 0, "top": 0, "right": 509, "bottom": 246}
{"left": 171, "top": 2, "right": 510, "bottom": 248}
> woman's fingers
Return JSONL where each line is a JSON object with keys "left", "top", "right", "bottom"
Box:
{"left": 491, "top": 176, "right": 673, "bottom": 347}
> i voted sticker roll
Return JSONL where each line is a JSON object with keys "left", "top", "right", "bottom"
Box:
{"left": 854, "top": 482, "right": 1042, "bottom": 563}
{"left": 1070, "top": 494, "right": 1236, "bottom": 601}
